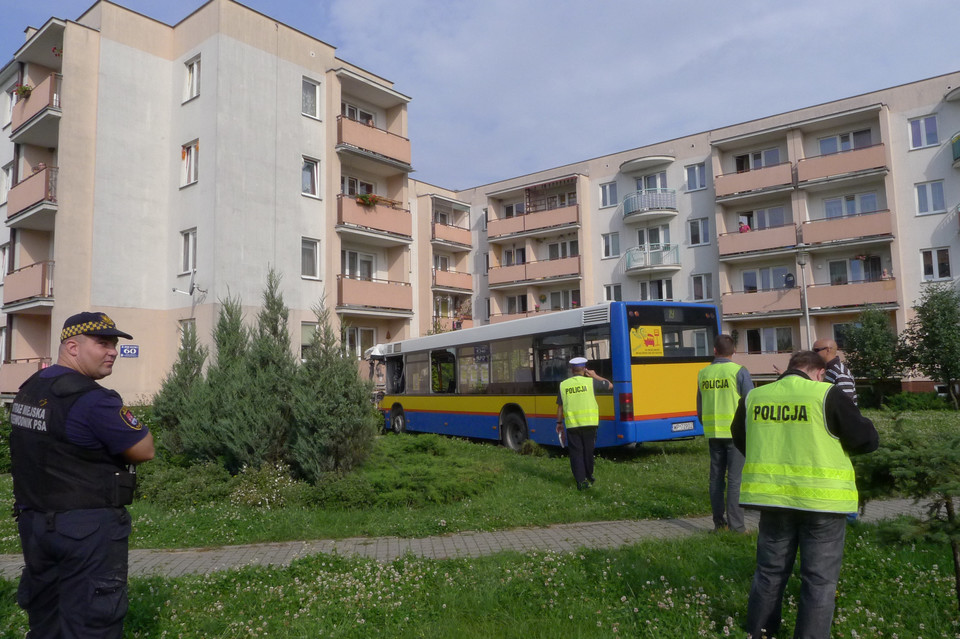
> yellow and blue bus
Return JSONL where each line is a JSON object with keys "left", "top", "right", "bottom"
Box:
{"left": 378, "top": 301, "right": 720, "bottom": 449}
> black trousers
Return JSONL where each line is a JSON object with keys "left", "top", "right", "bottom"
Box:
{"left": 17, "top": 507, "right": 131, "bottom": 639}
{"left": 566, "top": 426, "right": 598, "bottom": 484}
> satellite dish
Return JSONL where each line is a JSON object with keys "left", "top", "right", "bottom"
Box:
{"left": 173, "top": 269, "right": 197, "bottom": 296}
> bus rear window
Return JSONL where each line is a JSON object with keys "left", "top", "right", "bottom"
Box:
{"left": 627, "top": 306, "right": 717, "bottom": 362}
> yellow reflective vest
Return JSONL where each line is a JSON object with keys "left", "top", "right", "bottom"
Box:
{"left": 559, "top": 375, "right": 599, "bottom": 429}
{"left": 740, "top": 375, "right": 858, "bottom": 514}
{"left": 698, "top": 361, "right": 742, "bottom": 439}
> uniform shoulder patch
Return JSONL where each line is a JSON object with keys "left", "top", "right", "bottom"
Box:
{"left": 120, "top": 407, "right": 143, "bottom": 430}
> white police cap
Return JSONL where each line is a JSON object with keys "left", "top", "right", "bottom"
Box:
{"left": 569, "top": 357, "right": 588, "bottom": 366}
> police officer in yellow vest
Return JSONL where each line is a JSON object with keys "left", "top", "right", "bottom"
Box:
{"left": 697, "top": 334, "right": 753, "bottom": 532}
{"left": 557, "top": 357, "right": 611, "bottom": 491}
{"left": 731, "top": 350, "right": 878, "bottom": 639}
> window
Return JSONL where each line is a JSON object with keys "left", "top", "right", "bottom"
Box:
{"left": 688, "top": 218, "right": 709, "bottom": 246}
{"left": 916, "top": 181, "right": 946, "bottom": 215}
{"left": 484, "top": 297, "right": 491, "bottom": 320}
{"left": 178, "top": 319, "right": 197, "bottom": 350}
{"left": 184, "top": 56, "right": 200, "bottom": 101}
{"left": 342, "top": 249, "right": 374, "bottom": 280}
{"left": 818, "top": 129, "right": 871, "bottom": 155}
{"left": 909, "top": 115, "right": 938, "bottom": 149}
{"left": 0, "top": 242, "right": 8, "bottom": 276}
{"left": 742, "top": 266, "right": 792, "bottom": 292}
{"left": 602, "top": 232, "right": 620, "bottom": 258}
{"left": 922, "top": 247, "right": 951, "bottom": 281}
{"left": 481, "top": 208, "right": 488, "bottom": 231}
{"left": 639, "top": 279, "right": 672, "bottom": 301}
{"left": 833, "top": 322, "right": 859, "bottom": 351}
{"left": 548, "top": 289, "right": 580, "bottom": 310}
{"left": 506, "top": 294, "right": 528, "bottom": 314}
{"left": 482, "top": 252, "right": 489, "bottom": 274}
{"left": 829, "top": 256, "right": 882, "bottom": 285}
{"left": 504, "top": 202, "right": 525, "bottom": 218}
{"left": 604, "top": 284, "right": 621, "bottom": 302}
{"left": 2, "top": 84, "right": 14, "bottom": 127}
{"left": 434, "top": 254, "right": 450, "bottom": 272}
{"left": 824, "top": 193, "right": 878, "bottom": 219}
{"left": 181, "top": 141, "right": 199, "bottom": 186}
{"left": 745, "top": 327, "right": 793, "bottom": 354}
{"left": 302, "top": 157, "right": 319, "bottom": 196}
{"left": 637, "top": 225, "right": 670, "bottom": 249}
{"left": 341, "top": 101, "right": 374, "bottom": 126}
{"left": 1, "top": 162, "right": 11, "bottom": 204}
{"left": 547, "top": 239, "right": 578, "bottom": 260}
{"left": 344, "top": 326, "right": 375, "bottom": 359}
{"left": 638, "top": 171, "right": 667, "bottom": 191}
{"left": 300, "top": 322, "right": 318, "bottom": 360}
{"left": 502, "top": 247, "right": 525, "bottom": 266}
{"left": 180, "top": 228, "right": 197, "bottom": 274}
{"left": 735, "top": 148, "right": 780, "bottom": 172}
{"left": 301, "top": 238, "right": 320, "bottom": 279}
{"left": 302, "top": 78, "right": 320, "bottom": 118}
{"left": 600, "top": 181, "right": 618, "bottom": 208}
{"left": 340, "top": 175, "right": 373, "bottom": 196}
{"left": 686, "top": 163, "right": 706, "bottom": 191}
{"left": 692, "top": 273, "right": 712, "bottom": 301}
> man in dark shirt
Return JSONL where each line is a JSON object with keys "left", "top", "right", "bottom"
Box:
{"left": 813, "top": 338, "right": 858, "bottom": 405}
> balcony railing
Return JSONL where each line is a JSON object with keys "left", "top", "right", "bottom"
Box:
{"left": 488, "top": 255, "right": 581, "bottom": 285}
{"left": 432, "top": 221, "right": 471, "bottom": 247}
{"left": 433, "top": 269, "right": 472, "bottom": 291}
{"left": 337, "top": 275, "right": 412, "bottom": 312}
{"left": 433, "top": 316, "right": 474, "bottom": 331}
{"left": 721, "top": 287, "right": 802, "bottom": 316}
{"left": 623, "top": 245, "right": 680, "bottom": 273}
{"left": 800, "top": 209, "right": 893, "bottom": 246}
{"left": 487, "top": 204, "right": 579, "bottom": 239}
{"left": 11, "top": 73, "right": 62, "bottom": 133}
{"left": 337, "top": 194, "right": 412, "bottom": 238}
{"left": 7, "top": 166, "right": 58, "bottom": 219}
{"left": 3, "top": 261, "right": 54, "bottom": 306}
{"left": 732, "top": 352, "right": 791, "bottom": 378}
{"left": 715, "top": 162, "right": 793, "bottom": 198}
{"left": 618, "top": 189, "right": 677, "bottom": 222}
{"left": 796, "top": 144, "right": 887, "bottom": 183}
{"left": 0, "top": 358, "right": 52, "bottom": 395}
{"left": 718, "top": 224, "right": 798, "bottom": 257}
{"left": 806, "top": 278, "right": 897, "bottom": 309}
{"left": 337, "top": 115, "right": 411, "bottom": 166}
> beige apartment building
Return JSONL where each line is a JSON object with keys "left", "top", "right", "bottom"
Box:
{"left": 1, "top": 0, "right": 958, "bottom": 401}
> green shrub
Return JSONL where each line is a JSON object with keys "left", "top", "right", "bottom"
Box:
{"left": 136, "top": 460, "right": 234, "bottom": 509}
{"left": 230, "top": 462, "right": 311, "bottom": 509}
{"left": 882, "top": 391, "right": 951, "bottom": 412}
{"left": 519, "top": 439, "right": 546, "bottom": 456}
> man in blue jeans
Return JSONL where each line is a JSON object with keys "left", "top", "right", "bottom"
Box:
{"left": 731, "top": 350, "right": 878, "bottom": 638}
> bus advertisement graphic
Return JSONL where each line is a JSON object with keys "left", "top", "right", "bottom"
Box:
{"left": 630, "top": 326, "right": 663, "bottom": 357}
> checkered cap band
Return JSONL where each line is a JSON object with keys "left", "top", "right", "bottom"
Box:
{"left": 60, "top": 313, "right": 130, "bottom": 341}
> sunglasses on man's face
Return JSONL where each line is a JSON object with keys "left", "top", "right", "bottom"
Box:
{"left": 813, "top": 347, "right": 830, "bottom": 353}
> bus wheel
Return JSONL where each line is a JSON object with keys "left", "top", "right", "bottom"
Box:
{"left": 390, "top": 406, "right": 406, "bottom": 433}
{"left": 502, "top": 413, "right": 527, "bottom": 452}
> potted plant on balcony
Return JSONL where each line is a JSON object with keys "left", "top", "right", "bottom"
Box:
{"left": 356, "top": 193, "right": 382, "bottom": 207}
{"left": 14, "top": 83, "right": 32, "bottom": 100}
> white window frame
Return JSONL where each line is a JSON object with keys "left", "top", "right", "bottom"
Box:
{"left": 909, "top": 115, "right": 939, "bottom": 150}
{"left": 601, "top": 232, "right": 620, "bottom": 259}
{"left": 639, "top": 278, "right": 673, "bottom": 302}
{"left": 344, "top": 326, "right": 375, "bottom": 359}
{"left": 637, "top": 225, "right": 671, "bottom": 250}
{"left": 481, "top": 208, "right": 488, "bottom": 231}
{"left": 302, "top": 157, "right": 320, "bottom": 197}
{"left": 915, "top": 180, "right": 946, "bottom": 215}
{"left": 691, "top": 273, "right": 712, "bottom": 302}
{"left": 341, "top": 101, "right": 375, "bottom": 126}
{"left": 1, "top": 162, "right": 11, "bottom": 204}
{"left": 685, "top": 163, "right": 706, "bottom": 191}
{"left": 181, "top": 140, "right": 199, "bottom": 186}
{"left": 599, "top": 181, "right": 618, "bottom": 208}
{"left": 301, "top": 237, "right": 320, "bottom": 280}
{"left": 637, "top": 171, "right": 667, "bottom": 191}
{"left": 688, "top": 218, "right": 709, "bottom": 246}
{"left": 824, "top": 193, "right": 878, "bottom": 219}
{"left": 921, "top": 247, "right": 951, "bottom": 282}
{"left": 180, "top": 228, "right": 197, "bottom": 275}
{"left": 300, "top": 322, "right": 318, "bottom": 361}
{"left": 434, "top": 254, "right": 451, "bottom": 272}
{"left": 745, "top": 326, "right": 793, "bottom": 354}
{"left": 506, "top": 294, "right": 528, "bottom": 314}
{"left": 342, "top": 249, "right": 375, "bottom": 280}
{"left": 547, "top": 239, "right": 578, "bottom": 260}
{"left": 504, "top": 202, "right": 525, "bottom": 218}
{"left": 547, "top": 288, "right": 580, "bottom": 310}
{"left": 184, "top": 56, "right": 201, "bottom": 102}
{"left": 341, "top": 175, "right": 374, "bottom": 196}
{"left": 735, "top": 147, "right": 780, "bottom": 171}
{"left": 2, "top": 82, "right": 15, "bottom": 128}
{"left": 603, "top": 284, "right": 622, "bottom": 302}
{"left": 302, "top": 77, "right": 321, "bottom": 119}
{"left": 818, "top": 129, "right": 871, "bottom": 155}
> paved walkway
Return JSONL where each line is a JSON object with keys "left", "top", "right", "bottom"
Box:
{"left": 0, "top": 498, "right": 926, "bottom": 579}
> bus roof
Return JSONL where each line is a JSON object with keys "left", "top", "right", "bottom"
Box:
{"left": 377, "top": 301, "right": 714, "bottom": 357}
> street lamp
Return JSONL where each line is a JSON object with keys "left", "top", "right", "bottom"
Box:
{"left": 797, "top": 250, "right": 812, "bottom": 347}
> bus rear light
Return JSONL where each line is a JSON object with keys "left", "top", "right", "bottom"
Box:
{"left": 619, "top": 392, "right": 634, "bottom": 421}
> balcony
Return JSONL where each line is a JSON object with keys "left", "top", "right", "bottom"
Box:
{"left": 0, "top": 358, "right": 51, "bottom": 395}
{"left": 3, "top": 261, "right": 54, "bottom": 309}
{"left": 433, "top": 269, "right": 472, "bottom": 291}
{"left": 434, "top": 316, "right": 474, "bottom": 331}
{"left": 488, "top": 255, "right": 581, "bottom": 287}
{"left": 337, "top": 194, "right": 412, "bottom": 242}
{"left": 721, "top": 287, "right": 801, "bottom": 317}
{"left": 487, "top": 204, "right": 579, "bottom": 241}
{"left": 336, "top": 115, "right": 412, "bottom": 172}
{"left": 336, "top": 275, "right": 412, "bottom": 313}
{"left": 732, "top": 352, "right": 790, "bottom": 378}
{"left": 806, "top": 279, "right": 897, "bottom": 310}
{"left": 619, "top": 189, "right": 678, "bottom": 224}
{"left": 952, "top": 132, "right": 960, "bottom": 169}
{"left": 7, "top": 166, "right": 58, "bottom": 230}
{"left": 796, "top": 144, "right": 887, "bottom": 184}
{"left": 801, "top": 209, "right": 893, "bottom": 247}
{"left": 10, "top": 74, "right": 62, "bottom": 148}
{"left": 715, "top": 163, "right": 793, "bottom": 199}
{"left": 431, "top": 221, "right": 471, "bottom": 249}
{"left": 490, "top": 311, "right": 535, "bottom": 324}
{"left": 718, "top": 224, "right": 797, "bottom": 259}
{"left": 623, "top": 245, "right": 681, "bottom": 275}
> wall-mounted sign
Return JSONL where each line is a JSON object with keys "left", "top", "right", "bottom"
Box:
{"left": 119, "top": 345, "right": 139, "bottom": 358}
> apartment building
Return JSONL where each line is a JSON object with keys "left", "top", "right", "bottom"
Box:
{"left": 0, "top": 0, "right": 416, "bottom": 400}
{"left": 459, "top": 73, "right": 960, "bottom": 384}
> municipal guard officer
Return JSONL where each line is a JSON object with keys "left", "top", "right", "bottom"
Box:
{"left": 11, "top": 312, "right": 154, "bottom": 639}
{"left": 696, "top": 334, "right": 753, "bottom": 532}
{"left": 731, "top": 350, "right": 877, "bottom": 638}
{"left": 556, "top": 356, "right": 611, "bottom": 490}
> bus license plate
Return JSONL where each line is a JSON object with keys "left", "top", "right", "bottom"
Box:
{"left": 671, "top": 421, "right": 694, "bottom": 432}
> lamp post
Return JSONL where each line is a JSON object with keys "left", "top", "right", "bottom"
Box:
{"left": 797, "top": 250, "right": 812, "bottom": 348}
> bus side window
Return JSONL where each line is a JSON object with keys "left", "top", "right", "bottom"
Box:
{"left": 386, "top": 357, "right": 404, "bottom": 394}
{"left": 431, "top": 349, "right": 457, "bottom": 394}
{"left": 584, "top": 326, "right": 613, "bottom": 392}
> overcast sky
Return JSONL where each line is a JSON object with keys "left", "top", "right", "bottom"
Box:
{"left": 2, "top": 0, "right": 958, "bottom": 190}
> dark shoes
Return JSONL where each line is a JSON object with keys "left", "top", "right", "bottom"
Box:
{"left": 577, "top": 481, "right": 591, "bottom": 491}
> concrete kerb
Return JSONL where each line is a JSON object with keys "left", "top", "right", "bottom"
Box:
{"left": 0, "top": 498, "right": 926, "bottom": 579}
